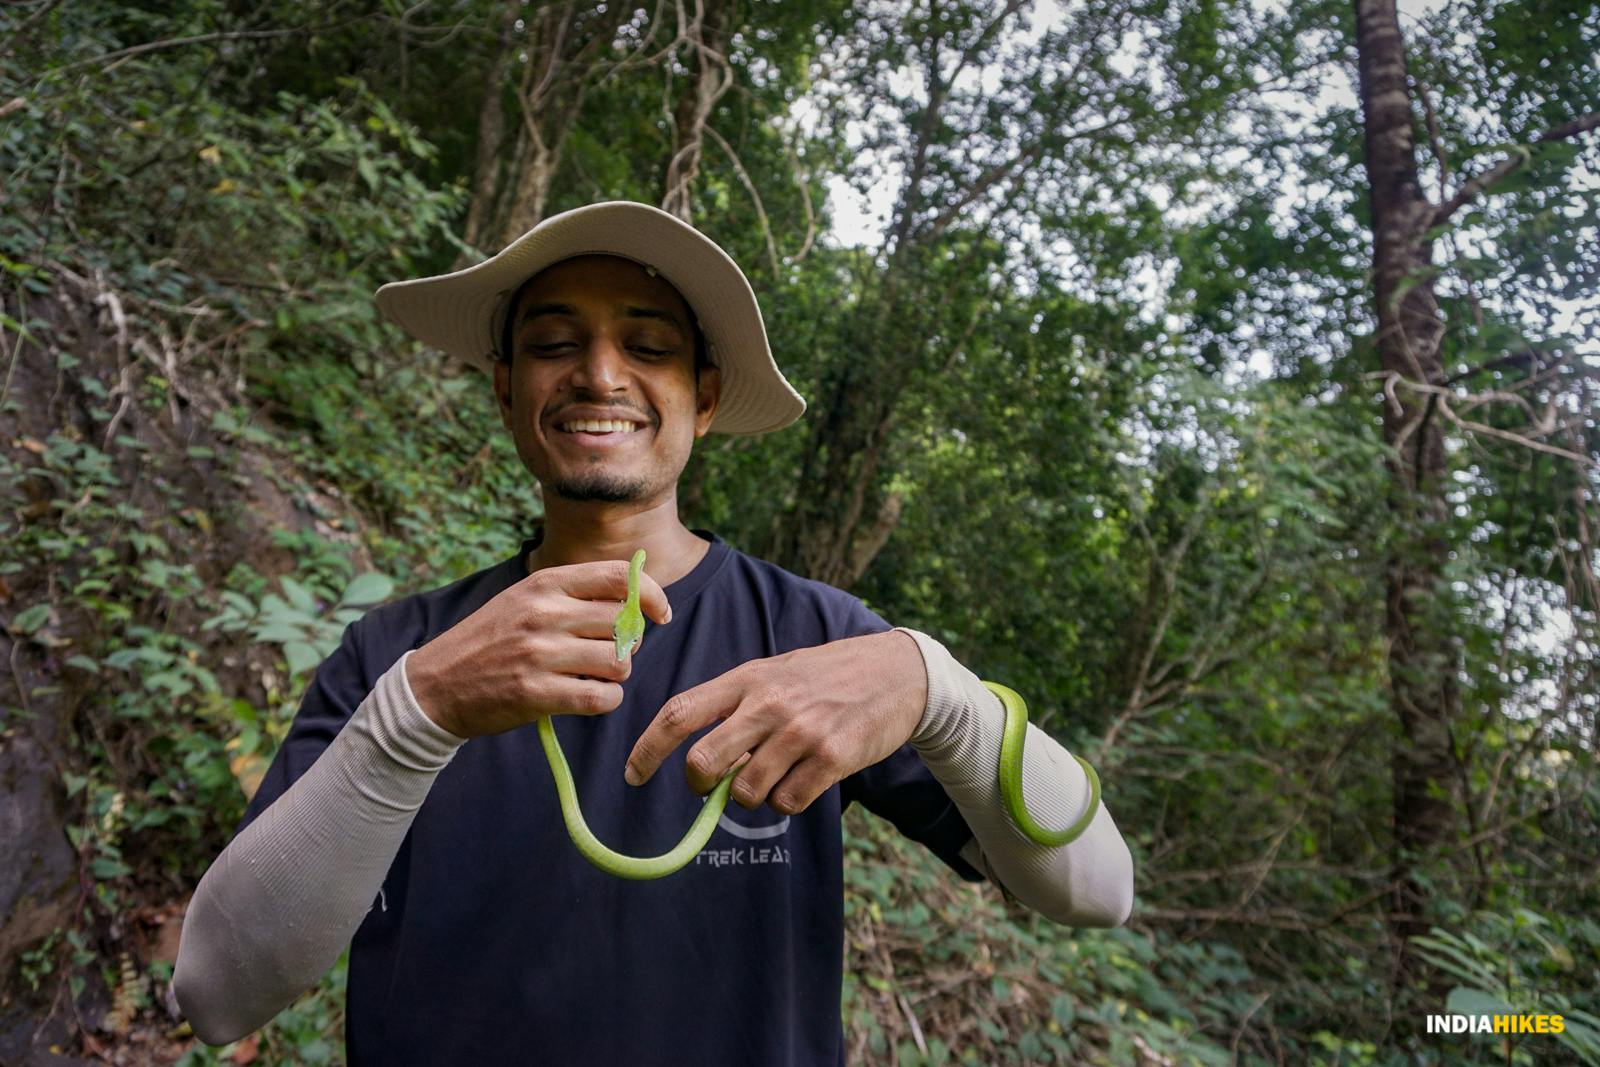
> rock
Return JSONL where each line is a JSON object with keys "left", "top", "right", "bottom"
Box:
{"left": 0, "top": 713, "right": 77, "bottom": 982}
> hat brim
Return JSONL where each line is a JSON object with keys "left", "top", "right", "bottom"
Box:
{"left": 374, "top": 201, "right": 805, "bottom": 436}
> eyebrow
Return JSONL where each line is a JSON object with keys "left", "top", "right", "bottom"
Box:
{"left": 517, "top": 302, "right": 687, "bottom": 334}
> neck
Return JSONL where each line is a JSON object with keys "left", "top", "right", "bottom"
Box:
{"left": 526, "top": 497, "right": 708, "bottom": 587}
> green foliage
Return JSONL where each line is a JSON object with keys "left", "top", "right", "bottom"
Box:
{"left": 2, "top": 429, "right": 228, "bottom": 887}
{"left": 18, "top": 930, "right": 63, "bottom": 994}
{"left": 174, "top": 951, "right": 350, "bottom": 1067}
{"left": 3, "top": 0, "right": 1597, "bottom": 1063}
{"left": 842, "top": 805, "right": 1271, "bottom": 1065}
{"left": 1, "top": 3, "right": 470, "bottom": 1049}
{"left": 1414, "top": 908, "right": 1600, "bottom": 1065}
{"left": 202, "top": 566, "right": 393, "bottom": 680}
{"left": 244, "top": 344, "right": 539, "bottom": 586}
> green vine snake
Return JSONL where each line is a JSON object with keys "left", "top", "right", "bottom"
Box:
{"left": 535, "top": 548, "right": 1102, "bottom": 880}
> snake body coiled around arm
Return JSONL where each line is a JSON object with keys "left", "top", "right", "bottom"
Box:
{"left": 533, "top": 549, "right": 1100, "bottom": 880}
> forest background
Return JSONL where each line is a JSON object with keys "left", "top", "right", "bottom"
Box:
{"left": 1, "top": 0, "right": 1597, "bottom": 1064}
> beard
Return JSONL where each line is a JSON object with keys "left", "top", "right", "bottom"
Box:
{"left": 544, "top": 463, "right": 654, "bottom": 503}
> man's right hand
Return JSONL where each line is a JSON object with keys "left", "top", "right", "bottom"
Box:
{"left": 405, "top": 558, "right": 671, "bottom": 740}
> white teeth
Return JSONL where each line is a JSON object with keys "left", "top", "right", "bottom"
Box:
{"left": 559, "top": 420, "right": 642, "bottom": 433}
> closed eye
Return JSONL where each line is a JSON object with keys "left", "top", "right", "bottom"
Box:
{"left": 524, "top": 343, "right": 669, "bottom": 357}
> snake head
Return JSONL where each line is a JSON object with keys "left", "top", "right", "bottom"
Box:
{"left": 613, "top": 549, "right": 647, "bottom": 661}
{"left": 613, "top": 606, "right": 644, "bottom": 661}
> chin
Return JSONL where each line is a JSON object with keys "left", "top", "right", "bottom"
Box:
{"left": 547, "top": 473, "right": 655, "bottom": 503}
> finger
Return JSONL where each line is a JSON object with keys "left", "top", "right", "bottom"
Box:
{"left": 684, "top": 712, "right": 785, "bottom": 798}
{"left": 625, "top": 670, "right": 746, "bottom": 786}
{"left": 723, "top": 746, "right": 790, "bottom": 810}
{"left": 763, "top": 756, "right": 833, "bottom": 815}
{"left": 572, "top": 646, "right": 631, "bottom": 684}
{"left": 548, "top": 633, "right": 635, "bottom": 683}
{"left": 718, "top": 750, "right": 756, "bottom": 801}
{"left": 717, "top": 722, "right": 814, "bottom": 809}
{"left": 546, "top": 674, "right": 625, "bottom": 717}
{"left": 544, "top": 557, "right": 672, "bottom": 626}
{"left": 567, "top": 604, "right": 645, "bottom": 639}
{"left": 528, "top": 592, "right": 653, "bottom": 644}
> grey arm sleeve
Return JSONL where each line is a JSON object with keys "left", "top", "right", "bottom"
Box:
{"left": 892, "top": 627, "right": 1135, "bottom": 928}
{"left": 172, "top": 650, "right": 465, "bottom": 1045}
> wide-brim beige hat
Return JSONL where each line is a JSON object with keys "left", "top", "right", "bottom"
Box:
{"left": 374, "top": 201, "right": 806, "bottom": 436}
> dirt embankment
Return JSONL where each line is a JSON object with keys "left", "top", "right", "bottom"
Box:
{"left": 1, "top": 264, "right": 370, "bottom": 1065}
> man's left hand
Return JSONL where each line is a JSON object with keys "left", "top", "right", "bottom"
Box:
{"left": 623, "top": 630, "right": 928, "bottom": 815}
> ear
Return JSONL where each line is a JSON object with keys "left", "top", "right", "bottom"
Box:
{"left": 693, "top": 365, "right": 721, "bottom": 438}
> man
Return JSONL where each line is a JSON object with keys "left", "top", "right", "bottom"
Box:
{"left": 173, "top": 201, "right": 1133, "bottom": 1064}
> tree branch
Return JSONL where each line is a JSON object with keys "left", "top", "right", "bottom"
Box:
{"left": 704, "top": 125, "right": 780, "bottom": 279}
{"left": 43, "top": 26, "right": 345, "bottom": 77}
{"left": 0, "top": 0, "right": 67, "bottom": 63}
{"left": 1431, "top": 110, "right": 1600, "bottom": 228}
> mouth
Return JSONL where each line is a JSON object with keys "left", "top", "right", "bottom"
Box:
{"left": 554, "top": 418, "right": 649, "bottom": 450}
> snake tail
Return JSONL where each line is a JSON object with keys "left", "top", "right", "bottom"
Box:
{"left": 982, "top": 680, "right": 1101, "bottom": 847}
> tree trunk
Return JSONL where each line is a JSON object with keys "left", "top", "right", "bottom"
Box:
{"left": 758, "top": 31, "right": 946, "bottom": 588}
{"left": 845, "top": 489, "right": 903, "bottom": 585}
{"left": 458, "top": 2, "right": 632, "bottom": 250}
{"left": 498, "top": 4, "right": 581, "bottom": 246}
{"left": 763, "top": 290, "right": 913, "bottom": 589}
{"left": 661, "top": 0, "right": 733, "bottom": 221}
{"left": 460, "top": 0, "right": 522, "bottom": 258}
{"left": 1352, "top": 0, "right": 1461, "bottom": 994}
{"left": 501, "top": 129, "right": 560, "bottom": 245}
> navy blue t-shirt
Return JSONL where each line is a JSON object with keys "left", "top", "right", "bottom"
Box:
{"left": 238, "top": 527, "right": 983, "bottom": 1065}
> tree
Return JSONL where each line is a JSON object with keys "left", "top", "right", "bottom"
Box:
{"left": 1351, "top": 0, "right": 1600, "bottom": 992}
{"left": 763, "top": 0, "right": 1275, "bottom": 590}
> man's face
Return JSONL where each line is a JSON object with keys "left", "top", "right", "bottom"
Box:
{"left": 493, "top": 254, "right": 721, "bottom": 505}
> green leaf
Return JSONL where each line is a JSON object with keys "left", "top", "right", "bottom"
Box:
{"left": 340, "top": 571, "right": 394, "bottom": 607}
{"left": 12, "top": 604, "right": 52, "bottom": 633}
{"left": 255, "top": 622, "right": 307, "bottom": 643}
{"left": 90, "top": 857, "right": 132, "bottom": 880}
{"left": 284, "top": 641, "right": 322, "bottom": 677}
{"left": 280, "top": 576, "right": 317, "bottom": 613}
{"left": 222, "top": 591, "right": 256, "bottom": 613}
{"left": 259, "top": 593, "right": 292, "bottom": 617}
{"left": 1565, "top": 1009, "right": 1600, "bottom": 1032}
{"left": 1414, "top": 937, "right": 1500, "bottom": 989}
{"left": 130, "top": 808, "right": 173, "bottom": 831}
{"left": 1446, "top": 987, "right": 1515, "bottom": 1017}
{"left": 1558, "top": 1020, "right": 1600, "bottom": 1063}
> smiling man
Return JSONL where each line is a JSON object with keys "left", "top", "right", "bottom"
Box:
{"left": 172, "top": 202, "right": 1134, "bottom": 1065}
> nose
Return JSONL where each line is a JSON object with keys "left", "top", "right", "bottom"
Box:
{"left": 568, "top": 332, "right": 630, "bottom": 393}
